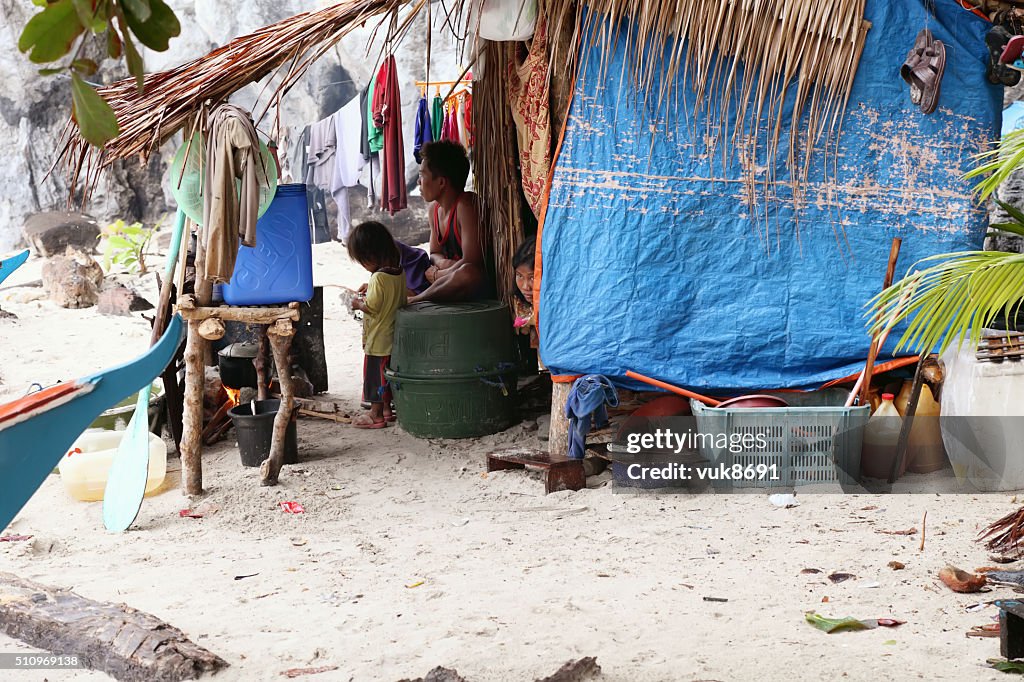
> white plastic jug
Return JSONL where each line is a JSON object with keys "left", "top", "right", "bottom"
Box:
{"left": 58, "top": 430, "right": 167, "bottom": 502}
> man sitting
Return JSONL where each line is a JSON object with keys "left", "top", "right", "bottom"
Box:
{"left": 408, "top": 141, "right": 485, "bottom": 303}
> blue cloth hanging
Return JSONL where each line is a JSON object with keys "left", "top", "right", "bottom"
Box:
{"left": 564, "top": 374, "right": 619, "bottom": 460}
{"left": 413, "top": 96, "right": 433, "bottom": 163}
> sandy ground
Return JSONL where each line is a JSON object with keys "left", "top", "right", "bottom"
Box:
{"left": 0, "top": 237, "right": 1022, "bottom": 681}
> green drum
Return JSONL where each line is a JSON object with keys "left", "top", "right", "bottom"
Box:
{"left": 386, "top": 301, "right": 518, "bottom": 438}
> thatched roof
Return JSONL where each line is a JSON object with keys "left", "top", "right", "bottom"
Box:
{"left": 55, "top": 0, "right": 870, "bottom": 198}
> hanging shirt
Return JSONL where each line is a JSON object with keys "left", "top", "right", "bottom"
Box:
{"left": 359, "top": 83, "right": 373, "bottom": 161}
{"left": 456, "top": 94, "right": 469, "bottom": 148}
{"left": 367, "top": 78, "right": 383, "bottom": 154}
{"left": 463, "top": 92, "right": 474, "bottom": 148}
{"left": 431, "top": 95, "right": 444, "bottom": 143}
{"left": 331, "top": 96, "right": 367, "bottom": 243}
{"left": 305, "top": 115, "right": 337, "bottom": 191}
{"left": 376, "top": 56, "right": 407, "bottom": 215}
{"left": 413, "top": 96, "right": 433, "bottom": 164}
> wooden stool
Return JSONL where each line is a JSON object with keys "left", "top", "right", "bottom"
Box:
{"left": 486, "top": 447, "right": 586, "bottom": 494}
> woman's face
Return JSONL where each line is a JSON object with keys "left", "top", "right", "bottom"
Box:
{"left": 515, "top": 264, "right": 534, "bottom": 304}
{"left": 419, "top": 165, "right": 444, "bottom": 203}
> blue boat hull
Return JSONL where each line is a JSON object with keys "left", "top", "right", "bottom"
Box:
{"left": 0, "top": 315, "right": 184, "bottom": 530}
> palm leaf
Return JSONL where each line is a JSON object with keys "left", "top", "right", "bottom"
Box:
{"left": 965, "top": 128, "right": 1024, "bottom": 199}
{"left": 869, "top": 251, "right": 1024, "bottom": 355}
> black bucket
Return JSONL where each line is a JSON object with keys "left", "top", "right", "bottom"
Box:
{"left": 229, "top": 399, "right": 298, "bottom": 467}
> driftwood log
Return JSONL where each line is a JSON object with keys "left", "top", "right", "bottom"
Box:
{"left": 0, "top": 572, "right": 227, "bottom": 682}
{"left": 260, "top": 319, "right": 296, "bottom": 486}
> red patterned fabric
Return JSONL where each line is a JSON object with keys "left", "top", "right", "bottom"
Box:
{"left": 507, "top": 19, "right": 551, "bottom": 218}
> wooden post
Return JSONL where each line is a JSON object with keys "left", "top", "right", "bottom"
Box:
{"left": 180, "top": 219, "right": 211, "bottom": 497}
{"left": 548, "top": 380, "right": 572, "bottom": 457}
{"left": 859, "top": 237, "right": 902, "bottom": 406}
{"left": 260, "top": 319, "right": 296, "bottom": 486}
{"left": 180, "top": 320, "right": 207, "bottom": 496}
{"left": 256, "top": 331, "right": 269, "bottom": 402}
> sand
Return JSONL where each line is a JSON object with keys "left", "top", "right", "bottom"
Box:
{"left": 0, "top": 238, "right": 1020, "bottom": 681}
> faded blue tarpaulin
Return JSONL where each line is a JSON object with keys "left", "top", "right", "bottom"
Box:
{"left": 538, "top": 0, "right": 1001, "bottom": 392}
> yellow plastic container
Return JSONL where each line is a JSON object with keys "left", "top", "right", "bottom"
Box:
{"left": 58, "top": 430, "right": 167, "bottom": 502}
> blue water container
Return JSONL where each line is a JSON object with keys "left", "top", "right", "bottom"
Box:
{"left": 222, "top": 183, "right": 314, "bottom": 305}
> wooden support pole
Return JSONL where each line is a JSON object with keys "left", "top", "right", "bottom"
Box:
{"left": 256, "top": 331, "right": 269, "bottom": 402}
{"left": 176, "top": 295, "right": 300, "bottom": 324}
{"left": 180, "top": 320, "right": 207, "bottom": 496}
{"left": 260, "top": 319, "right": 296, "bottom": 486}
{"left": 859, "top": 237, "right": 902, "bottom": 406}
{"left": 548, "top": 381, "right": 572, "bottom": 457}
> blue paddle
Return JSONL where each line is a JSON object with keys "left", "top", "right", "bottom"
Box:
{"left": 103, "top": 210, "right": 187, "bottom": 532}
{"left": 0, "top": 249, "right": 29, "bottom": 287}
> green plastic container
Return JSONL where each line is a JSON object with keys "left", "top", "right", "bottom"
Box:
{"left": 89, "top": 382, "right": 164, "bottom": 432}
{"left": 386, "top": 301, "right": 518, "bottom": 438}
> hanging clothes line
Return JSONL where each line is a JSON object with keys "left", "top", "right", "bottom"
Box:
{"left": 414, "top": 78, "right": 472, "bottom": 87}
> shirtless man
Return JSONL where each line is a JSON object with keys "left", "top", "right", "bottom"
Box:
{"left": 407, "top": 141, "right": 485, "bottom": 303}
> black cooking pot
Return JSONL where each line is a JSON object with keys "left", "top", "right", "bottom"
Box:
{"left": 218, "top": 343, "right": 258, "bottom": 389}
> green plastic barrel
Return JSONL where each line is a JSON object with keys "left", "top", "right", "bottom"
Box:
{"left": 386, "top": 301, "right": 518, "bottom": 438}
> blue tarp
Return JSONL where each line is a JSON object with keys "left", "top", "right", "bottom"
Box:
{"left": 539, "top": 0, "right": 1001, "bottom": 391}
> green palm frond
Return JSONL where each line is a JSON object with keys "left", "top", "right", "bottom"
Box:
{"left": 869, "top": 251, "right": 1024, "bottom": 355}
{"left": 964, "top": 128, "right": 1024, "bottom": 200}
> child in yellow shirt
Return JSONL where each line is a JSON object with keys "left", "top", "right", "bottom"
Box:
{"left": 348, "top": 222, "right": 407, "bottom": 428}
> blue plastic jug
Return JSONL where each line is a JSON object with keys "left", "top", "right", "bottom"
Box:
{"left": 222, "top": 183, "right": 314, "bottom": 305}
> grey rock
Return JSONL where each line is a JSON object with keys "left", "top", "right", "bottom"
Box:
{"left": 40, "top": 247, "right": 104, "bottom": 309}
{"left": 97, "top": 285, "right": 154, "bottom": 316}
{"left": 23, "top": 212, "right": 101, "bottom": 257}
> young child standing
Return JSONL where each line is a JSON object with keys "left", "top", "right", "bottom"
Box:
{"left": 348, "top": 222, "right": 407, "bottom": 428}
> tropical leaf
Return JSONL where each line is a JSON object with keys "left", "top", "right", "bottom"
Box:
{"left": 122, "top": 0, "right": 152, "bottom": 23}
{"left": 107, "top": 27, "right": 122, "bottom": 59}
{"left": 990, "top": 223, "right": 1024, "bottom": 238}
{"left": 18, "top": 0, "right": 84, "bottom": 63}
{"left": 121, "top": 0, "right": 179, "bottom": 52}
{"left": 965, "top": 128, "right": 1024, "bottom": 200}
{"left": 868, "top": 251, "right": 1024, "bottom": 355}
{"left": 72, "top": 0, "right": 107, "bottom": 33}
{"left": 70, "top": 72, "right": 119, "bottom": 146}
{"left": 996, "top": 199, "right": 1024, "bottom": 226}
{"left": 71, "top": 58, "right": 99, "bottom": 76}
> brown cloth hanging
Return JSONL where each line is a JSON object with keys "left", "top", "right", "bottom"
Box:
{"left": 202, "top": 104, "right": 268, "bottom": 283}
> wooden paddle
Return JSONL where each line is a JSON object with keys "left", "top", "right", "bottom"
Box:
{"left": 103, "top": 210, "right": 187, "bottom": 532}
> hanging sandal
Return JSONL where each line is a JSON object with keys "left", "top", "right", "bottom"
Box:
{"left": 913, "top": 40, "right": 946, "bottom": 115}
{"left": 900, "top": 28, "right": 934, "bottom": 107}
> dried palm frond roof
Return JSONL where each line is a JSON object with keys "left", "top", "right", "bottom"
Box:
{"left": 54, "top": 0, "right": 424, "bottom": 200}
{"left": 57, "top": 0, "right": 869, "bottom": 209}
